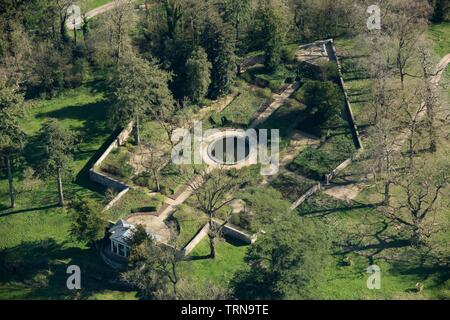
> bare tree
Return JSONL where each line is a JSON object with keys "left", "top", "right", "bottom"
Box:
{"left": 415, "top": 39, "right": 444, "bottom": 153}
{"left": 383, "top": 0, "right": 431, "bottom": 89}
{"left": 380, "top": 159, "right": 450, "bottom": 247}
{"left": 186, "top": 167, "right": 245, "bottom": 259}
{"left": 369, "top": 116, "right": 401, "bottom": 206}
{"left": 138, "top": 139, "right": 169, "bottom": 192}
{"left": 104, "top": 0, "right": 135, "bottom": 64}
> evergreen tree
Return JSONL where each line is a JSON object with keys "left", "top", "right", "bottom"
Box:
{"left": 36, "top": 119, "right": 77, "bottom": 206}
{"left": 108, "top": 53, "right": 174, "bottom": 145}
{"left": 184, "top": 47, "right": 211, "bottom": 103}
{"left": 0, "top": 80, "right": 25, "bottom": 208}
{"left": 302, "top": 80, "right": 343, "bottom": 124}
{"left": 203, "top": 14, "right": 236, "bottom": 99}
{"left": 70, "top": 197, "right": 107, "bottom": 245}
{"left": 254, "top": 4, "right": 287, "bottom": 71}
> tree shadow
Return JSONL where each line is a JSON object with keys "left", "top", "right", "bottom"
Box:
{"left": 300, "top": 202, "right": 378, "bottom": 217}
{"left": 74, "top": 127, "right": 122, "bottom": 193}
{"left": 0, "top": 239, "right": 131, "bottom": 300}
{"left": 0, "top": 204, "right": 59, "bottom": 218}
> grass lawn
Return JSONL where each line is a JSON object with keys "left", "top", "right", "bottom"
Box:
{"left": 297, "top": 192, "right": 450, "bottom": 300}
{"left": 0, "top": 86, "right": 135, "bottom": 299}
{"left": 106, "top": 189, "right": 165, "bottom": 221}
{"left": 211, "top": 81, "right": 270, "bottom": 128}
{"left": 172, "top": 205, "right": 208, "bottom": 248}
{"left": 428, "top": 22, "right": 450, "bottom": 58}
{"left": 78, "top": 0, "right": 113, "bottom": 12}
{"left": 179, "top": 237, "right": 249, "bottom": 288}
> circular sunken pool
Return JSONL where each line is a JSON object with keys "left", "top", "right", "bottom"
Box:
{"left": 208, "top": 135, "right": 250, "bottom": 164}
{"left": 200, "top": 131, "right": 258, "bottom": 168}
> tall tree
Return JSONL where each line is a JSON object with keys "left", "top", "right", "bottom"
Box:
{"left": 187, "top": 168, "right": 245, "bottom": 259}
{"left": 104, "top": 0, "right": 135, "bottom": 65}
{"left": 380, "top": 158, "right": 450, "bottom": 247}
{"left": 109, "top": 53, "right": 174, "bottom": 145}
{"left": 222, "top": 0, "right": 251, "bottom": 73}
{"left": 55, "top": 0, "right": 74, "bottom": 44}
{"left": 36, "top": 119, "right": 77, "bottom": 206}
{"left": 384, "top": 0, "right": 431, "bottom": 89}
{"left": 138, "top": 138, "right": 168, "bottom": 192}
{"left": 122, "top": 237, "right": 181, "bottom": 300}
{"left": 231, "top": 214, "right": 331, "bottom": 299}
{"left": 184, "top": 47, "right": 211, "bottom": 103}
{"left": 203, "top": 13, "right": 236, "bottom": 99}
{"left": 0, "top": 80, "right": 25, "bottom": 208}
{"left": 254, "top": 3, "right": 287, "bottom": 71}
{"left": 415, "top": 40, "right": 442, "bottom": 153}
{"left": 70, "top": 197, "right": 107, "bottom": 245}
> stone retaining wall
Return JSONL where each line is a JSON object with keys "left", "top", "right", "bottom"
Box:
{"left": 180, "top": 220, "right": 257, "bottom": 257}
{"left": 221, "top": 222, "right": 257, "bottom": 244}
{"left": 103, "top": 188, "right": 130, "bottom": 211}
{"left": 90, "top": 122, "right": 134, "bottom": 194}
{"left": 181, "top": 223, "right": 210, "bottom": 257}
{"left": 289, "top": 39, "right": 364, "bottom": 210}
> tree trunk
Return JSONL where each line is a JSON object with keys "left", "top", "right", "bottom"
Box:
{"left": 171, "top": 262, "right": 178, "bottom": 300}
{"left": 383, "top": 181, "right": 390, "bottom": 206}
{"left": 155, "top": 172, "right": 161, "bottom": 192}
{"left": 425, "top": 88, "right": 437, "bottom": 153}
{"left": 208, "top": 234, "right": 216, "bottom": 259}
{"left": 57, "top": 167, "right": 65, "bottom": 206}
{"left": 6, "top": 156, "right": 14, "bottom": 208}
{"left": 135, "top": 115, "right": 141, "bottom": 146}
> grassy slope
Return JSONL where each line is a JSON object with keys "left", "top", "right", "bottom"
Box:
{"left": 78, "top": 0, "right": 112, "bottom": 12}
{"left": 306, "top": 23, "right": 450, "bottom": 300}
{"left": 0, "top": 87, "right": 137, "bottom": 300}
{"left": 179, "top": 238, "right": 249, "bottom": 288}
{"left": 428, "top": 22, "right": 450, "bottom": 58}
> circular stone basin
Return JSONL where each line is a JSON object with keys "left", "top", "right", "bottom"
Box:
{"left": 208, "top": 136, "right": 250, "bottom": 164}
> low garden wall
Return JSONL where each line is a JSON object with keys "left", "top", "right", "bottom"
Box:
{"left": 181, "top": 223, "right": 210, "bottom": 257}
{"left": 103, "top": 187, "right": 130, "bottom": 211}
{"left": 289, "top": 39, "right": 364, "bottom": 210}
{"left": 180, "top": 219, "right": 257, "bottom": 257}
{"left": 90, "top": 122, "right": 134, "bottom": 191}
{"left": 326, "top": 39, "right": 363, "bottom": 150}
{"left": 290, "top": 149, "right": 363, "bottom": 210}
{"left": 221, "top": 222, "right": 257, "bottom": 244}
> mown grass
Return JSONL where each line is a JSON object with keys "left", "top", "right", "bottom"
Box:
{"left": 211, "top": 81, "right": 270, "bottom": 128}
{"left": 428, "top": 22, "right": 450, "bottom": 58}
{"left": 0, "top": 86, "right": 135, "bottom": 299}
{"left": 106, "top": 189, "right": 165, "bottom": 221}
{"left": 179, "top": 237, "right": 249, "bottom": 288}
{"left": 297, "top": 192, "right": 449, "bottom": 300}
{"left": 172, "top": 205, "right": 208, "bottom": 248}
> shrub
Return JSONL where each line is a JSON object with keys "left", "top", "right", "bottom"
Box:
{"left": 301, "top": 80, "right": 344, "bottom": 124}
{"left": 281, "top": 44, "right": 298, "bottom": 64}
{"left": 290, "top": 134, "right": 356, "bottom": 180}
{"left": 290, "top": 147, "right": 334, "bottom": 180}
